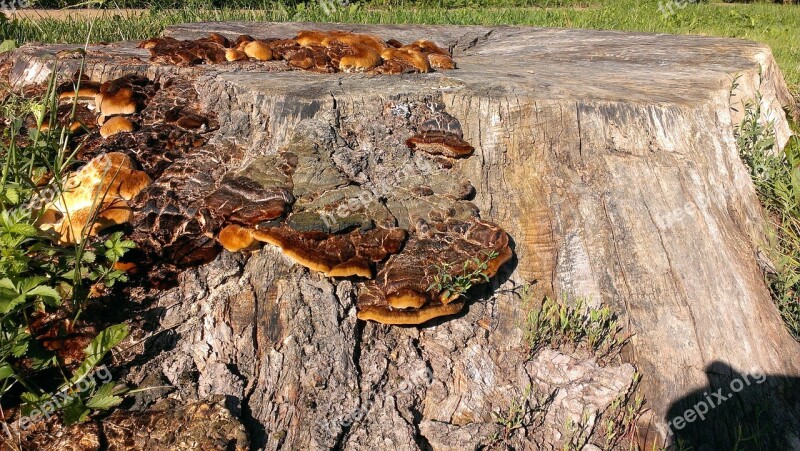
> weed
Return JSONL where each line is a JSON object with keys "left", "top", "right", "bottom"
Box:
{"left": 0, "top": 64, "right": 133, "bottom": 434}
{"left": 485, "top": 384, "right": 554, "bottom": 449}
{"left": 520, "top": 288, "right": 627, "bottom": 359}
{"left": 735, "top": 90, "right": 800, "bottom": 341}
{"left": 601, "top": 372, "right": 645, "bottom": 450}
{"left": 427, "top": 250, "right": 499, "bottom": 302}
{"left": 560, "top": 410, "right": 592, "bottom": 451}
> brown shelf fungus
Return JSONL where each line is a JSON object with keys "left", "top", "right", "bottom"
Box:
{"left": 57, "top": 80, "right": 101, "bottom": 103}
{"left": 357, "top": 281, "right": 466, "bottom": 325}
{"left": 100, "top": 116, "right": 135, "bottom": 139}
{"left": 250, "top": 226, "right": 406, "bottom": 278}
{"left": 138, "top": 31, "right": 455, "bottom": 75}
{"left": 36, "top": 153, "right": 151, "bottom": 245}
{"left": 406, "top": 131, "right": 475, "bottom": 158}
{"left": 354, "top": 217, "right": 512, "bottom": 325}
{"left": 243, "top": 41, "right": 273, "bottom": 61}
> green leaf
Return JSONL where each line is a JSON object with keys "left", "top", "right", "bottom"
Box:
{"left": 0, "top": 294, "right": 27, "bottom": 314}
{"left": 0, "top": 40, "right": 16, "bottom": 53}
{"left": 69, "top": 324, "right": 128, "bottom": 386}
{"left": 1, "top": 187, "right": 20, "bottom": 205}
{"left": 85, "top": 383, "right": 124, "bottom": 410}
{"left": 80, "top": 251, "right": 96, "bottom": 263}
{"left": 62, "top": 398, "right": 90, "bottom": 425}
{"left": 19, "top": 276, "right": 48, "bottom": 294}
{"left": 28, "top": 285, "right": 61, "bottom": 302}
{"left": 0, "top": 363, "right": 15, "bottom": 382}
{"left": 20, "top": 391, "right": 47, "bottom": 416}
{"left": 0, "top": 278, "right": 16, "bottom": 291}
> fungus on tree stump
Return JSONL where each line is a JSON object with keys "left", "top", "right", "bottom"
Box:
{"left": 100, "top": 116, "right": 134, "bottom": 138}
{"left": 35, "top": 58, "right": 505, "bottom": 325}
{"left": 36, "top": 152, "right": 151, "bottom": 245}
{"left": 353, "top": 217, "right": 512, "bottom": 325}
{"left": 137, "top": 30, "right": 456, "bottom": 75}
{"left": 406, "top": 131, "right": 475, "bottom": 158}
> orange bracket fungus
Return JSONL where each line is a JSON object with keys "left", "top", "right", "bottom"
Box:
{"left": 139, "top": 30, "right": 456, "bottom": 75}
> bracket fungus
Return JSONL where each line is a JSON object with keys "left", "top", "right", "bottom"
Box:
{"left": 250, "top": 226, "right": 406, "bottom": 278}
{"left": 406, "top": 131, "right": 475, "bottom": 158}
{"left": 36, "top": 153, "right": 150, "bottom": 245}
{"left": 243, "top": 40, "right": 273, "bottom": 61}
{"left": 99, "top": 116, "right": 134, "bottom": 138}
{"left": 138, "top": 30, "right": 456, "bottom": 75}
{"left": 354, "top": 218, "right": 512, "bottom": 325}
{"left": 37, "top": 64, "right": 508, "bottom": 325}
{"left": 57, "top": 80, "right": 101, "bottom": 103}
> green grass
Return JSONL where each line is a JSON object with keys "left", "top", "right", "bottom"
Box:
{"left": 0, "top": 68, "right": 133, "bottom": 437}
{"left": 520, "top": 288, "right": 628, "bottom": 359}
{"left": 735, "top": 86, "right": 800, "bottom": 341}
{"left": 1, "top": 0, "right": 799, "bottom": 91}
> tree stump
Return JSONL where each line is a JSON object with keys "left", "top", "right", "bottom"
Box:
{"left": 6, "top": 22, "right": 800, "bottom": 450}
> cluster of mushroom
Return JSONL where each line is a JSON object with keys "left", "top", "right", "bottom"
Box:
{"left": 50, "top": 77, "right": 145, "bottom": 140}
{"left": 34, "top": 75, "right": 213, "bottom": 246}
{"left": 35, "top": 67, "right": 509, "bottom": 326}
{"left": 139, "top": 30, "right": 456, "bottom": 74}
{"left": 139, "top": 33, "right": 273, "bottom": 64}
{"left": 189, "top": 123, "right": 511, "bottom": 325}
{"left": 36, "top": 153, "right": 150, "bottom": 245}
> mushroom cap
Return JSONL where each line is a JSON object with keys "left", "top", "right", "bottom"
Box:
{"left": 58, "top": 82, "right": 101, "bottom": 103}
{"left": 338, "top": 43, "right": 382, "bottom": 72}
{"left": 175, "top": 113, "right": 209, "bottom": 130}
{"left": 95, "top": 86, "right": 137, "bottom": 116}
{"left": 427, "top": 53, "right": 457, "bottom": 70}
{"left": 100, "top": 116, "right": 134, "bottom": 139}
{"left": 386, "top": 39, "right": 404, "bottom": 48}
{"left": 60, "top": 199, "right": 133, "bottom": 245}
{"left": 318, "top": 30, "right": 352, "bottom": 47}
{"left": 380, "top": 48, "right": 430, "bottom": 73}
{"left": 54, "top": 152, "right": 150, "bottom": 211}
{"left": 225, "top": 49, "right": 248, "bottom": 62}
{"left": 218, "top": 224, "right": 256, "bottom": 252}
{"left": 359, "top": 217, "right": 511, "bottom": 320}
{"left": 206, "top": 32, "right": 230, "bottom": 47}
{"left": 284, "top": 46, "right": 335, "bottom": 73}
{"left": 203, "top": 175, "right": 292, "bottom": 226}
{"left": 406, "top": 40, "right": 450, "bottom": 56}
{"left": 268, "top": 38, "right": 302, "bottom": 60}
{"left": 112, "top": 261, "right": 139, "bottom": 273}
{"left": 138, "top": 38, "right": 160, "bottom": 50}
{"left": 357, "top": 281, "right": 465, "bottom": 325}
{"left": 296, "top": 30, "right": 330, "bottom": 47}
{"left": 406, "top": 131, "right": 475, "bottom": 158}
{"left": 68, "top": 121, "right": 86, "bottom": 134}
{"left": 236, "top": 34, "right": 255, "bottom": 45}
{"left": 250, "top": 225, "right": 405, "bottom": 278}
{"left": 38, "top": 198, "right": 133, "bottom": 245}
{"left": 329, "top": 32, "right": 387, "bottom": 54}
{"left": 371, "top": 58, "right": 418, "bottom": 75}
{"left": 386, "top": 288, "right": 428, "bottom": 309}
{"left": 244, "top": 40, "right": 273, "bottom": 61}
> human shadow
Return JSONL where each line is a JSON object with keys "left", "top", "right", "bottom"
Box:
{"left": 665, "top": 361, "right": 800, "bottom": 450}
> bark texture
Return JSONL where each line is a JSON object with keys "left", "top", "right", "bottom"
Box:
{"left": 6, "top": 22, "right": 800, "bottom": 450}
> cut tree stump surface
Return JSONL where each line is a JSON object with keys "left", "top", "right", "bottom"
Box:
{"left": 6, "top": 22, "right": 800, "bottom": 449}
